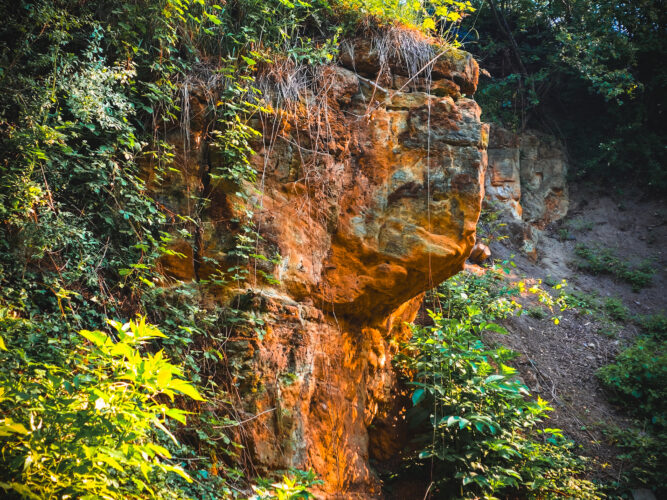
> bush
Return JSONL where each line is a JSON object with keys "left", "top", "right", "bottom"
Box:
{"left": 604, "top": 297, "right": 630, "bottom": 322}
{"left": 392, "top": 271, "right": 601, "bottom": 499}
{"left": 635, "top": 313, "right": 667, "bottom": 338}
{"left": 597, "top": 337, "right": 666, "bottom": 423}
{"left": 597, "top": 334, "right": 667, "bottom": 492}
{"left": 574, "top": 244, "right": 655, "bottom": 291}
{"left": 0, "top": 318, "right": 202, "bottom": 499}
{"left": 250, "top": 468, "right": 322, "bottom": 499}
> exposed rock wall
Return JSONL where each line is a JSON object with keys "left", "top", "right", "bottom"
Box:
{"left": 485, "top": 124, "right": 569, "bottom": 228}
{"left": 153, "top": 33, "right": 487, "bottom": 496}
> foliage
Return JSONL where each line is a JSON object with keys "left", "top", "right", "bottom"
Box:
{"left": 564, "top": 217, "right": 595, "bottom": 233}
{"left": 603, "top": 297, "right": 630, "bottom": 322}
{"left": 338, "top": 0, "right": 475, "bottom": 38}
{"left": 635, "top": 313, "right": 667, "bottom": 337}
{"left": 250, "top": 469, "right": 323, "bottom": 500}
{"left": 601, "top": 423, "right": 666, "bottom": 496}
{"left": 476, "top": 204, "right": 509, "bottom": 245}
{"left": 598, "top": 337, "right": 666, "bottom": 422}
{"left": 427, "top": 264, "right": 521, "bottom": 321}
{"left": 0, "top": 1, "right": 241, "bottom": 495}
{"left": 460, "top": 0, "right": 667, "bottom": 191}
{"left": 394, "top": 270, "right": 601, "bottom": 498}
{"left": 431, "top": 261, "right": 568, "bottom": 325}
{"left": 596, "top": 321, "right": 666, "bottom": 493}
{"left": 0, "top": 319, "right": 202, "bottom": 499}
{"left": 573, "top": 244, "right": 655, "bottom": 292}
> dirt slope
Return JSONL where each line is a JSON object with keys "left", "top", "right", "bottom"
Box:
{"left": 483, "top": 184, "right": 667, "bottom": 483}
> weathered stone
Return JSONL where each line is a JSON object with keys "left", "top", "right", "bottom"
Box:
{"left": 506, "top": 220, "right": 541, "bottom": 262}
{"left": 519, "top": 131, "right": 569, "bottom": 228}
{"left": 485, "top": 147, "right": 522, "bottom": 219}
{"left": 485, "top": 124, "right": 568, "bottom": 228}
{"left": 339, "top": 36, "right": 478, "bottom": 95}
{"left": 154, "top": 31, "right": 486, "bottom": 497}
{"left": 469, "top": 242, "right": 491, "bottom": 263}
{"left": 484, "top": 124, "right": 569, "bottom": 258}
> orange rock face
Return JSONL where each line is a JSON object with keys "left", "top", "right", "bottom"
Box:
{"left": 153, "top": 31, "right": 487, "bottom": 496}
{"left": 252, "top": 68, "right": 487, "bottom": 323}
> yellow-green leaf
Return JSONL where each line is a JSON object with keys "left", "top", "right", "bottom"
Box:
{"left": 79, "top": 329, "right": 108, "bottom": 347}
{"left": 423, "top": 17, "right": 436, "bottom": 31}
{"left": 170, "top": 379, "right": 205, "bottom": 401}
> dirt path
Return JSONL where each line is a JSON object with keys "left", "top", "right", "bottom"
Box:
{"left": 483, "top": 185, "right": 667, "bottom": 484}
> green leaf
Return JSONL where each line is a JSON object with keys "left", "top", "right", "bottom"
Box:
{"left": 0, "top": 419, "right": 29, "bottom": 435}
{"left": 79, "top": 329, "right": 108, "bottom": 347}
{"left": 165, "top": 408, "right": 188, "bottom": 425}
{"left": 412, "top": 388, "right": 425, "bottom": 406}
{"left": 484, "top": 374, "right": 505, "bottom": 384}
{"left": 161, "top": 464, "right": 193, "bottom": 483}
{"left": 170, "top": 379, "right": 205, "bottom": 401}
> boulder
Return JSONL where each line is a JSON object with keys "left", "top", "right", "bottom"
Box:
{"left": 469, "top": 242, "right": 491, "bottom": 264}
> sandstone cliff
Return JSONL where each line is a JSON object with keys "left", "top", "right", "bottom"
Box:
{"left": 485, "top": 124, "right": 568, "bottom": 226}
{"left": 484, "top": 124, "right": 569, "bottom": 258}
{"left": 154, "top": 29, "right": 487, "bottom": 496}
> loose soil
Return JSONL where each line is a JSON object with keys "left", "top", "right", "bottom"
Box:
{"left": 482, "top": 184, "right": 667, "bottom": 485}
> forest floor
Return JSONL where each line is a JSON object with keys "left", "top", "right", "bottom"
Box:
{"left": 481, "top": 184, "right": 667, "bottom": 487}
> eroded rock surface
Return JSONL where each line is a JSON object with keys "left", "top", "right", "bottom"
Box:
{"left": 485, "top": 124, "right": 568, "bottom": 227}
{"left": 153, "top": 32, "right": 486, "bottom": 496}
{"left": 484, "top": 124, "right": 569, "bottom": 260}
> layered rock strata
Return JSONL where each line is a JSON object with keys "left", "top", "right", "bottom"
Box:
{"left": 484, "top": 124, "right": 569, "bottom": 259}
{"left": 485, "top": 124, "right": 569, "bottom": 227}
{"left": 153, "top": 32, "right": 487, "bottom": 496}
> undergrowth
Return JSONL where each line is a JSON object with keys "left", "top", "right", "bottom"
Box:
{"left": 558, "top": 286, "right": 667, "bottom": 493}
{"left": 392, "top": 267, "right": 601, "bottom": 499}
{"left": 596, "top": 313, "right": 667, "bottom": 495}
{"left": 0, "top": 319, "right": 202, "bottom": 499}
{"left": 574, "top": 244, "right": 655, "bottom": 292}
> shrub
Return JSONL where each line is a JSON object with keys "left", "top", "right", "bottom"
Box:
{"left": 635, "top": 313, "right": 667, "bottom": 338}
{"left": 0, "top": 318, "right": 202, "bottom": 499}
{"left": 597, "top": 334, "right": 667, "bottom": 492}
{"left": 597, "top": 337, "right": 666, "bottom": 423}
{"left": 604, "top": 297, "right": 630, "bottom": 322}
{"left": 393, "top": 270, "right": 601, "bottom": 499}
{"left": 395, "top": 309, "right": 600, "bottom": 499}
{"left": 250, "top": 468, "right": 322, "bottom": 499}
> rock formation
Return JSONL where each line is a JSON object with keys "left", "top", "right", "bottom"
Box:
{"left": 153, "top": 30, "right": 487, "bottom": 497}
{"left": 484, "top": 124, "right": 569, "bottom": 259}
{"left": 485, "top": 124, "right": 568, "bottom": 227}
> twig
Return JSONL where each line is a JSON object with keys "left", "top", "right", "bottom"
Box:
{"left": 214, "top": 407, "right": 276, "bottom": 428}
